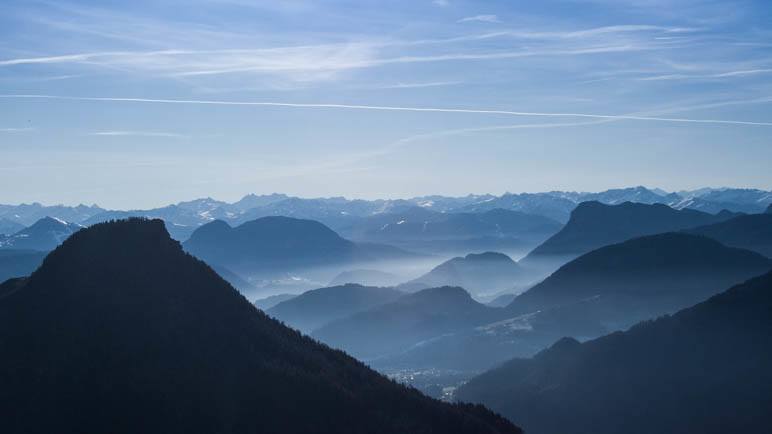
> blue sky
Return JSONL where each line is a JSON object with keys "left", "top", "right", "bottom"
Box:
{"left": 1, "top": 0, "right": 771, "bottom": 208}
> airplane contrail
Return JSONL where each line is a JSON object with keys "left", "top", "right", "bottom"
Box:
{"left": 1, "top": 94, "right": 771, "bottom": 127}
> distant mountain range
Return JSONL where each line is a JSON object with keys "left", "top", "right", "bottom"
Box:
{"left": 337, "top": 207, "right": 561, "bottom": 254}
{"left": 0, "top": 202, "right": 103, "bottom": 226}
{"left": 457, "top": 270, "right": 772, "bottom": 434}
{"left": 401, "top": 252, "right": 526, "bottom": 298}
{"left": 2, "top": 187, "right": 769, "bottom": 241}
{"left": 0, "top": 219, "right": 520, "bottom": 434}
{"left": 267, "top": 284, "right": 404, "bottom": 333}
{"left": 0, "top": 217, "right": 82, "bottom": 251}
{"left": 521, "top": 201, "right": 736, "bottom": 270}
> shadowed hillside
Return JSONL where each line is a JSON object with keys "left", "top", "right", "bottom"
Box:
{"left": 268, "top": 284, "right": 403, "bottom": 333}
{"left": 457, "top": 271, "right": 772, "bottom": 434}
{"left": 374, "top": 233, "right": 771, "bottom": 373}
{"left": 0, "top": 219, "right": 521, "bottom": 434}
{"left": 686, "top": 212, "right": 772, "bottom": 258}
{"left": 313, "top": 286, "right": 496, "bottom": 359}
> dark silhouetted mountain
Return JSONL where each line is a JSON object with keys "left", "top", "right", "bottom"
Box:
{"left": 329, "top": 269, "right": 402, "bottom": 287}
{"left": 0, "top": 217, "right": 82, "bottom": 251}
{"left": 457, "top": 271, "right": 772, "bottom": 434}
{"left": 313, "top": 286, "right": 496, "bottom": 360}
{"left": 522, "top": 201, "right": 732, "bottom": 268}
{"left": 376, "top": 233, "right": 772, "bottom": 373}
{"left": 402, "top": 252, "right": 524, "bottom": 297}
{"left": 0, "top": 219, "right": 520, "bottom": 434}
{"left": 686, "top": 213, "right": 772, "bottom": 258}
{"left": 767, "top": 204, "right": 772, "bottom": 214}
{"left": 0, "top": 218, "right": 24, "bottom": 236}
{"left": 0, "top": 203, "right": 104, "bottom": 226}
{"left": 268, "top": 284, "right": 404, "bottom": 333}
{"left": 510, "top": 232, "right": 772, "bottom": 326}
{"left": 183, "top": 217, "right": 410, "bottom": 277}
{"left": 0, "top": 249, "right": 46, "bottom": 283}
{"left": 84, "top": 206, "right": 219, "bottom": 241}
{"left": 253, "top": 293, "right": 297, "bottom": 310}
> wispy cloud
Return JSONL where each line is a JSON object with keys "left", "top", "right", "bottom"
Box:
{"left": 88, "top": 131, "right": 187, "bottom": 138}
{"left": 352, "top": 93, "right": 772, "bottom": 164}
{"left": 0, "top": 42, "right": 665, "bottom": 80}
{"left": 0, "top": 127, "right": 35, "bottom": 133}
{"left": 377, "top": 81, "right": 463, "bottom": 89}
{"left": 458, "top": 15, "right": 501, "bottom": 24}
{"left": 2, "top": 94, "right": 771, "bottom": 127}
{"left": 638, "top": 68, "right": 772, "bottom": 81}
{"left": 0, "top": 20, "right": 698, "bottom": 84}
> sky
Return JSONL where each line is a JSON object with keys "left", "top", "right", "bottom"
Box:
{"left": 1, "top": 0, "right": 771, "bottom": 209}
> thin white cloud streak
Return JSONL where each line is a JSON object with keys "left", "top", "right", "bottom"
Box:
{"left": 2, "top": 94, "right": 771, "bottom": 127}
{"left": 376, "top": 81, "right": 463, "bottom": 89}
{"left": 0, "top": 127, "right": 35, "bottom": 133}
{"left": 350, "top": 93, "right": 772, "bottom": 168}
{"left": 407, "top": 25, "right": 700, "bottom": 46}
{"left": 241, "top": 120, "right": 616, "bottom": 181}
{"left": 0, "top": 50, "right": 190, "bottom": 66}
{"left": 380, "top": 119, "right": 612, "bottom": 154}
{"left": 458, "top": 15, "right": 501, "bottom": 24}
{"left": 88, "top": 131, "right": 187, "bottom": 138}
{"left": 638, "top": 68, "right": 772, "bottom": 81}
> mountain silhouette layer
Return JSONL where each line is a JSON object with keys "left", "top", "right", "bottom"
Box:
{"left": 0, "top": 218, "right": 521, "bottom": 434}
{"left": 183, "top": 216, "right": 409, "bottom": 276}
{"left": 522, "top": 201, "right": 733, "bottom": 269}
{"left": 457, "top": 270, "right": 772, "bottom": 434}
{"left": 403, "top": 252, "right": 525, "bottom": 296}
{"left": 313, "top": 286, "right": 496, "bottom": 359}
{"left": 375, "top": 233, "right": 771, "bottom": 372}
{"left": 686, "top": 212, "right": 772, "bottom": 258}
{"left": 268, "top": 283, "right": 404, "bottom": 333}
